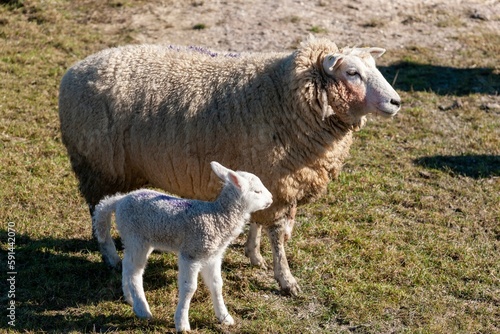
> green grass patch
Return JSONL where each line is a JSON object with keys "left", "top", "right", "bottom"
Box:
{"left": 193, "top": 23, "right": 207, "bottom": 30}
{"left": 308, "top": 25, "right": 327, "bottom": 34}
{"left": 1, "top": 1, "right": 499, "bottom": 333}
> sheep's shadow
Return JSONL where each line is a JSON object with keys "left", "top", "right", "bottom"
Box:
{"left": 414, "top": 154, "right": 500, "bottom": 178}
{"left": 0, "top": 231, "right": 180, "bottom": 332}
{"left": 380, "top": 61, "right": 499, "bottom": 96}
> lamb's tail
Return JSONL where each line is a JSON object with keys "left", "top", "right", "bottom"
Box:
{"left": 93, "top": 194, "right": 126, "bottom": 269}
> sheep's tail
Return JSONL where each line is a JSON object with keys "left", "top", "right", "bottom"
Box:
{"left": 93, "top": 194, "right": 126, "bottom": 269}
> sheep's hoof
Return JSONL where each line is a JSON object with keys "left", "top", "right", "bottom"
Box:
{"left": 280, "top": 281, "right": 302, "bottom": 297}
{"left": 253, "top": 258, "right": 268, "bottom": 270}
{"left": 245, "top": 251, "right": 268, "bottom": 269}
{"left": 102, "top": 255, "right": 122, "bottom": 271}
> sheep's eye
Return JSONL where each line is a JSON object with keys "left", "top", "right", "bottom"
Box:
{"left": 254, "top": 190, "right": 262, "bottom": 194}
{"left": 346, "top": 70, "right": 359, "bottom": 77}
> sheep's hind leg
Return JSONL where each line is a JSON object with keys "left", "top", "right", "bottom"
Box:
{"left": 122, "top": 245, "right": 153, "bottom": 319}
{"left": 267, "top": 221, "right": 301, "bottom": 296}
{"left": 244, "top": 222, "right": 268, "bottom": 269}
{"left": 201, "top": 256, "right": 234, "bottom": 326}
{"left": 175, "top": 256, "right": 201, "bottom": 332}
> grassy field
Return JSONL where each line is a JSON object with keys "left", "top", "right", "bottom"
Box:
{"left": 1, "top": 1, "right": 499, "bottom": 333}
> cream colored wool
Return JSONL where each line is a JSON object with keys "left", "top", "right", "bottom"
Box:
{"left": 59, "top": 37, "right": 401, "bottom": 295}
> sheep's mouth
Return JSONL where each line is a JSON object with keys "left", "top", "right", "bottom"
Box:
{"left": 376, "top": 107, "right": 399, "bottom": 117}
{"left": 376, "top": 103, "right": 400, "bottom": 117}
{"left": 377, "top": 98, "right": 401, "bottom": 116}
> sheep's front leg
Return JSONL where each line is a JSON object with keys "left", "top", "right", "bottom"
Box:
{"left": 201, "top": 256, "right": 234, "bottom": 326}
{"left": 267, "top": 221, "right": 301, "bottom": 296}
{"left": 244, "top": 222, "right": 268, "bottom": 269}
{"left": 175, "top": 256, "right": 201, "bottom": 332}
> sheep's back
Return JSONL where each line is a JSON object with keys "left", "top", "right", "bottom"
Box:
{"left": 59, "top": 43, "right": 355, "bottom": 224}
{"left": 59, "top": 45, "right": 292, "bottom": 202}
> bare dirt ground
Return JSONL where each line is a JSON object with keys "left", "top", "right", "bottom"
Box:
{"left": 91, "top": 0, "right": 499, "bottom": 60}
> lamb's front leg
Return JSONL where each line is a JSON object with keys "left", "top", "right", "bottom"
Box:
{"left": 175, "top": 256, "right": 201, "bottom": 332}
{"left": 244, "top": 222, "right": 268, "bottom": 269}
{"left": 267, "top": 220, "right": 301, "bottom": 296}
{"left": 201, "top": 256, "right": 234, "bottom": 326}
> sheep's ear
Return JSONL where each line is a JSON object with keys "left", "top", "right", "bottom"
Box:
{"left": 367, "top": 47, "right": 386, "bottom": 58}
{"left": 323, "top": 54, "right": 343, "bottom": 75}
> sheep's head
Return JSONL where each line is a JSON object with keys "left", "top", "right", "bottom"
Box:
{"left": 320, "top": 47, "right": 401, "bottom": 125}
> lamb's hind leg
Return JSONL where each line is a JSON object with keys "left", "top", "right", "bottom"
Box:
{"left": 267, "top": 220, "right": 301, "bottom": 296}
{"left": 122, "top": 244, "right": 153, "bottom": 319}
{"left": 244, "top": 222, "right": 268, "bottom": 269}
{"left": 201, "top": 256, "right": 234, "bottom": 326}
{"left": 175, "top": 255, "right": 201, "bottom": 332}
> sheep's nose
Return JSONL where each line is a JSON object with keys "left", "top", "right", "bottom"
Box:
{"left": 390, "top": 98, "right": 401, "bottom": 107}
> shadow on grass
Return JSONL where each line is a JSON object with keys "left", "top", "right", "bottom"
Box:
{"left": 0, "top": 231, "right": 178, "bottom": 332}
{"left": 380, "top": 61, "right": 500, "bottom": 95}
{"left": 415, "top": 154, "right": 500, "bottom": 178}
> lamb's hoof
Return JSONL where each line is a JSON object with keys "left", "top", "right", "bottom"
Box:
{"left": 219, "top": 313, "right": 235, "bottom": 326}
{"left": 134, "top": 308, "right": 152, "bottom": 320}
{"left": 113, "top": 260, "right": 122, "bottom": 271}
{"left": 175, "top": 322, "right": 191, "bottom": 332}
{"left": 133, "top": 302, "right": 153, "bottom": 320}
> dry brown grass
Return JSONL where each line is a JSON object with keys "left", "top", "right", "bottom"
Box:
{"left": 1, "top": 1, "right": 499, "bottom": 333}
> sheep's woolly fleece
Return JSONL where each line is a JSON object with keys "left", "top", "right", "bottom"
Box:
{"left": 59, "top": 38, "right": 364, "bottom": 226}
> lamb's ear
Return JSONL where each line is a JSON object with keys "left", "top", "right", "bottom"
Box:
{"left": 323, "top": 54, "right": 343, "bottom": 76}
{"left": 367, "top": 47, "right": 386, "bottom": 58}
{"left": 211, "top": 161, "right": 246, "bottom": 190}
{"left": 227, "top": 171, "right": 244, "bottom": 191}
{"left": 211, "top": 161, "right": 230, "bottom": 181}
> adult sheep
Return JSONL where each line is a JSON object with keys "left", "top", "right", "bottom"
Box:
{"left": 59, "top": 37, "right": 401, "bottom": 296}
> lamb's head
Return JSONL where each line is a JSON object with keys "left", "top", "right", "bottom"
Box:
{"left": 210, "top": 161, "right": 273, "bottom": 213}
{"left": 321, "top": 47, "right": 401, "bottom": 125}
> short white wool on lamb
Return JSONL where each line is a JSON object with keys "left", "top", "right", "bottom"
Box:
{"left": 93, "top": 162, "right": 273, "bottom": 332}
{"left": 59, "top": 36, "right": 401, "bottom": 295}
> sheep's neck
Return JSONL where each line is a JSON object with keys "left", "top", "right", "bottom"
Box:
{"left": 271, "top": 56, "right": 354, "bottom": 165}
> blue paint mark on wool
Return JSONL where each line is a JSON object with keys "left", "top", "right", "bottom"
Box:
{"left": 166, "top": 44, "right": 240, "bottom": 58}
{"left": 156, "top": 195, "right": 192, "bottom": 209}
{"left": 135, "top": 191, "right": 192, "bottom": 209}
{"left": 188, "top": 45, "right": 219, "bottom": 57}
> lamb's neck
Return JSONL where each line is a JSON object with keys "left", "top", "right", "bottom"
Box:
{"left": 212, "top": 187, "right": 249, "bottom": 234}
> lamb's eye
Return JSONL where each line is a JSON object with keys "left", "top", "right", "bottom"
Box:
{"left": 254, "top": 190, "right": 262, "bottom": 194}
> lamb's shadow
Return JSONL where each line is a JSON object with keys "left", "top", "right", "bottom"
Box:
{"left": 1, "top": 231, "right": 275, "bottom": 332}
{"left": 414, "top": 154, "right": 500, "bottom": 178}
{"left": 0, "top": 231, "right": 178, "bottom": 332}
{"left": 380, "top": 61, "right": 500, "bottom": 95}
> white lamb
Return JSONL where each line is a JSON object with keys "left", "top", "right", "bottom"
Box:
{"left": 92, "top": 161, "right": 273, "bottom": 332}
